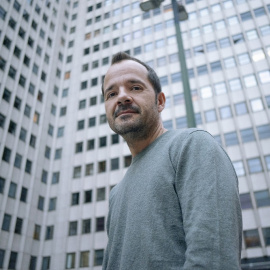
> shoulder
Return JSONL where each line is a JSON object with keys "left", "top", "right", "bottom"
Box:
{"left": 167, "top": 128, "right": 226, "bottom": 167}
{"left": 166, "top": 128, "right": 217, "bottom": 152}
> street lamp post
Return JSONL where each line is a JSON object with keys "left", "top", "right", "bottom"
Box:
{"left": 140, "top": 0, "right": 196, "bottom": 128}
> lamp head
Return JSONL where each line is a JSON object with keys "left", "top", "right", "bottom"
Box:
{"left": 139, "top": 0, "right": 164, "bottom": 12}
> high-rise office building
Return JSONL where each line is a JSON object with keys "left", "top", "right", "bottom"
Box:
{"left": 0, "top": 0, "right": 270, "bottom": 269}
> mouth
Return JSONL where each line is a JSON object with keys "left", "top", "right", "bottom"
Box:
{"left": 117, "top": 110, "right": 138, "bottom": 117}
{"left": 114, "top": 106, "right": 140, "bottom": 118}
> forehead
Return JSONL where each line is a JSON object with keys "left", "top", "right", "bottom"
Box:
{"left": 104, "top": 60, "right": 149, "bottom": 86}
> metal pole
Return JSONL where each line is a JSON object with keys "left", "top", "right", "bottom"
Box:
{"left": 171, "top": 0, "right": 196, "bottom": 128}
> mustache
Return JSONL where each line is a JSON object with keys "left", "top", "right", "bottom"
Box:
{"left": 114, "top": 104, "right": 141, "bottom": 118}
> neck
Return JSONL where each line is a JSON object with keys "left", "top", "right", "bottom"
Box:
{"left": 124, "top": 124, "right": 167, "bottom": 157}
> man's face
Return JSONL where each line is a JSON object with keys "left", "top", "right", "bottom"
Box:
{"left": 103, "top": 60, "right": 164, "bottom": 140}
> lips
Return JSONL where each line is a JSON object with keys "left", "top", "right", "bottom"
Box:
{"left": 117, "top": 110, "right": 137, "bottom": 117}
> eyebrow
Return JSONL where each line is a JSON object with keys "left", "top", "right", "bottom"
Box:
{"left": 104, "top": 85, "right": 115, "bottom": 95}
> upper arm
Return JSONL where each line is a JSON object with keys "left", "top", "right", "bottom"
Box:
{"left": 174, "top": 131, "right": 242, "bottom": 269}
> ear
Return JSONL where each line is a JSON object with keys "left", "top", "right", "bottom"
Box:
{"left": 157, "top": 92, "right": 166, "bottom": 113}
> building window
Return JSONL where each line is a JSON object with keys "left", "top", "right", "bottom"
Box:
{"left": 233, "top": 161, "right": 245, "bottom": 176}
{"left": 69, "top": 221, "right": 77, "bottom": 236}
{"left": 71, "top": 192, "right": 80, "bottom": 205}
{"left": 258, "top": 70, "right": 270, "bottom": 84}
{"left": 111, "top": 134, "right": 119, "bottom": 144}
{"left": 8, "top": 182, "right": 17, "bottom": 198}
{"left": 3, "top": 88, "right": 11, "bottom": 102}
{"left": 247, "top": 157, "right": 263, "bottom": 174}
{"left": 41, "top": 170, "right": 48, "bottom": 184}
{"left": 19, "top": 128, "right": 27, "bottom": 142}
{"left": 15, "top": 217, "right": 23, "bottom": 234}
{"left": 96, "top": 217, "right": 105, "bottom": 232}
{"left": 45, "top": 225, "right": 54, "bottom": 240}
{"left": 33, "top": 112, "right": 40, "bottom": 124}
{"left": 265, "top": 155, "right": 270, "bottom": 171}
{"left": 240, "top": 11, "right": 252, "bottom": 21}
{"left": 219, "top": 106, "right": 232, "bottom": 119}
{"left": 85, "top": 163, "right": 94, "bottom": 176}
{"left": 0, "top": 177, "right": 5, "bottom": 194}
{"left": 235, "top": 102, "right": 248, "bottom": 115}
{"left": 197, "top": 65, "right": 208, "bottom": 76}
{"left": 240, "top": 128, "right": 255, "bottom": 143}
{"left": 82, "top": 219, "right": 91, "bottom": 234}
{"left": 100, "top": 114, "right": 107, "bottom": 124}
{"left": 99, "top": 136, "right": 107, "bottom": 147}
{"left": 214, "top": 82, "right": 227, "bottom": 95}
{"left": 38, "top": 196, "right": 44, "bottom": 211}
{"left": 200, "top": 86, "right": 212, "bottom": 99}
{"left": 254, "top": 190, "right": 270, "bottom": 207}
{"left": 240, "top": 193, "right": 253, "bottom": 209}
{"left": 77, "top": 120, "right": 85, "bottom": 130}
{"left": 80, "top": 251, "right": 90, "bottom": 267}
{"left": 14, "top": 153, "right": 22, "bottom": 168}
{"left": 8, "top": 252, "right": 17, "bottom": 270}
{"left": 91, "top": 77, "right": 98, "bottom": 86}
{"left": 48, "top": 198, "right": 57, "bottom": 211}
{"left": 244, "top": 229, "right": 260, "bottom": 248}
{"left": 2, "top": 213, "right": 11, "bottom": 231}
{"left": 176, "top": 117, "right": 187, "bottom": 129}
{"left": 20, "top": 187, "right": 28, "bottom": 202}
{"left": 41, "top": 257, "right": 50, "bottom": 270}
{"left": 219, "top": 37, "right": 231, "bottom": 48}
{"left": 205, "top": 109, "right": 217, "bottom": 122}
{"left": 0, "top": 113, "right": 5, "bottom": 128}
{"left": 29, "top": 134, "right": 36, "bottom": 148}
{"left": 122, "top": 156, "right": 131, "bottom": 169}
{"left": 263, "top": 227, "right": 270, "bottom": 246}
{"left": 24, "top": 104, "right": 31, "bottom": 117}
{"left": 98, "top": 161, "right": 106, "bottom": 173}
{"left": 244, "top": 74, "right": 257, "bottom": 88}
{"left": 224, "top": 57, "right": 236, "bottom": 68}
{"left": 79, "top": 99, "right": 86, "bottom": 110}
{"left": 8, "top": 121, "right": 17, "bottom": 135}
{"left": 246, "top": 29, "right": 258, "bottom": 40}
{"left": 73, "top": 166, "right": 81, "bottom": 178}
{"left": 210, "top": 61, "right": 222, "bottom": 72}
{"left": 229, "top": 78, "right": 242, "bottom": 91}
{"left": 52, "top": 172, "right": 60, "bottom": 184}
{"left": 33, "top": 224, "right": 41, "bottom": 240}
{"left": 84, "top": 190, "right": 92, "bottom": 203}
{"left": 102, "top": 57, "right": 109, "bottom": 65}
{"left": 250, "top": 98, "right": 263, "bottom": 112}
{"left": 88, "top": 117, "right": 96, "bottom": 127}
{"left": 94, "top": 249, "right": 104, "bottom": 266}
{"left": 2, "top": 147, "right": 11, "bottom": 163}
{"left": 257, "top": 124, "right": 270, "bottom": 140}
{"left": 224, "top": 132, "right": 239, "bottom": 146}
{"left": 87, "top": 139, "right": 95, "bottom": 150}
{"left": 97, "top": 187, "right": 106, "bottom": 201}
{"left": 29, "top": 256, "right": 37, "bottom": 270}
{"left": 260, "top": 25, "right": 270, "bottom": 36}
{"left": 75, "top": 142, "right": 83, "bottom": 153}
{"left": 66, "top": 253, "right": 75, "bottom": 269}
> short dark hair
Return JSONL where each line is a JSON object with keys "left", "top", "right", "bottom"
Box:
{"left": 101, "top": 52, "right": 161, "bottom": 95}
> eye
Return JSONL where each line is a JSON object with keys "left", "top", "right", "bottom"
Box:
{"left": 106, "top": 92, "right": 116, "bottom": 100}
{"left": 131, "top": 85, "right": 142, "bottom": 91}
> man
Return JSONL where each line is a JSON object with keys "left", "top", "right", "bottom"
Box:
{"left": 102, "top": 52, "right": 242, "bottom": 270}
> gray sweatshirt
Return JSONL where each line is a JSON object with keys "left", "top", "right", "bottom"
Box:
{"left": 103, "top": 129, "right": 242, "bottom": 270}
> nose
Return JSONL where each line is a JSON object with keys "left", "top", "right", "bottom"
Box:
{"left": 117, "top": 88, "right": 132, "bottom": 105}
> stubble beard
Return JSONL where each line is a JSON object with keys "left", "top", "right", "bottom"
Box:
{"left": 109, "top": 103, "right": 160, "bottom": 142}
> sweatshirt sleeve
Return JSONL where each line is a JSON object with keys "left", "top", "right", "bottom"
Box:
{"left": 174, "top": 130, "right": 242, "bottom": 270}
